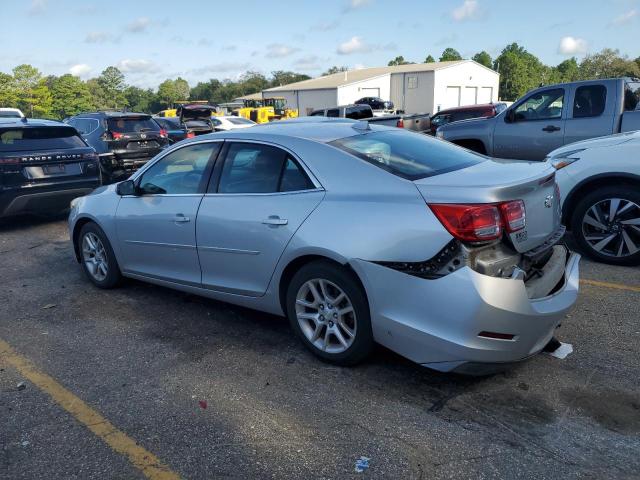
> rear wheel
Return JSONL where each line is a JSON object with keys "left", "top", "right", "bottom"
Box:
{"left": 570, "top": 185, "right": 640, "bottom": 266}
{"left": 286, "top": 261, "right": 373, "bottom": 366}
{"left": 79, "top": 222, "right": 122, "bottom": 288}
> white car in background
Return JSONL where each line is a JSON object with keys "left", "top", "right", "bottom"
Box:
{"left": 548, "top": 130, "right": 640, "bottom": 265}
{"left": 0, "top": 108, "right": 24, "bottom": 118}
{"left": 211, "top": 116, "right": 256, "bottom": 131}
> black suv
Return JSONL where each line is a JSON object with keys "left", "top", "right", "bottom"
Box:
{"left": 0, "top": 118, "right": 100, "bottom": 217}
{"left": 354, "top": 96, "right": 394, "bottom": 111}
{"left": 66, "top": 112, "right": 170, "bottom": 182}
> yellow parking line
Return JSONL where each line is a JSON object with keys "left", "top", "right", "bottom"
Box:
{"left": 580, "top": 279, "right": 640, "bottom": 293}
{"left": 0, "top": 338, "right": 181, "bottom": 480}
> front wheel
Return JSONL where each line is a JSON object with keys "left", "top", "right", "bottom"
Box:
{"left": 79, "top": 222, "right": 122, "bottom": 288}
{"left": 286, "top": 261, "right": 373, "bottom": 366}
{"left": 570, "top": 185, "right": 640, "bottom": 266}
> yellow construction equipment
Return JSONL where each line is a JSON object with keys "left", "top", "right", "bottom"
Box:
{"left": 236, "top": 97, "right": 298, "bottom": 123}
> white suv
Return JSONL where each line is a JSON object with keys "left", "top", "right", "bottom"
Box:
{"left": 548, "top": 130, "right": 640, "bottom": 265}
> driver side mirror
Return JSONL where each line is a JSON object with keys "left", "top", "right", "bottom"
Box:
{"left": 116, "top": 179, "right": 137, "bottom": 196}
{"left": 505, "top": 108, "right": 516, "bottom": 123}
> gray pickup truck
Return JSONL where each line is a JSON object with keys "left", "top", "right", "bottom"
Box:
{"left": 437, "top": 78, "right": 640, "bottom": 160}
{"left": 309, "top": 104, "right": 431, "bottom": 133}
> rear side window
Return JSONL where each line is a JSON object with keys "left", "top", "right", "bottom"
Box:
{"left": 331, "top": 130, "right": 484, "bottom": 180}
{"left": 217, "top": 143, "right": 313, "bottom": 193}
{"left": 326, "top": 109, "right": 340, "bottom": 118}
{"left": 0, "top": 126, "right": 85, "bottom": 152}
{"left": 624, "top": 82, "right": 640, "bottom": 111}
{"left": 107, "top": 117, "right": 159, "bottom": 133}
{"left": 72, "top": 118, "right": 100, "bottom": 135}
{"left": 573, "top": 85, "right": 607, "bottom": 118}
{"left": 310, "top": 110, "right": 324, "bottom": 116}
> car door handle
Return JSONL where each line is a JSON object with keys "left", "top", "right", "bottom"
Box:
{"left": 542, "top": 125, "right": 561, "bottom": 132}
{"left": 262, "top": 216, "right": 288, "bottom": 226}
{"left": 173, "top": 214, "right": 190, "bottom": 223}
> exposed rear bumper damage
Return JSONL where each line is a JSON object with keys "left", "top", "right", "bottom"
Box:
{"left": 351, "top": 245, "right": 580, "bottom": 375}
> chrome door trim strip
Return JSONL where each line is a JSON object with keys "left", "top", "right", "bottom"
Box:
{"left": 124, "top": 240, "right": 195, "bottom": 250}
{"left": 198, "top": 245, "right": 260, "bottom": 255}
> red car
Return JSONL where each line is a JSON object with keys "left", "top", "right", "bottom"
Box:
{"left": 429, "top": 103, "right": 507, "bottom": 135}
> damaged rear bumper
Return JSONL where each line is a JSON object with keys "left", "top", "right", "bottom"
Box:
{"left": 351, "top": 249, "right": 580, "bottom": 375}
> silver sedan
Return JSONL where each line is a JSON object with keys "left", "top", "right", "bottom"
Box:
{"left": 69, "top": 119, "right": 580, "bottom": 374}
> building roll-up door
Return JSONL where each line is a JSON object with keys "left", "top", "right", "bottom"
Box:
{"left": 478, "top": 87, "right": 493, "bottom": 104}
{"left": 443, "top": 86, "right": 461, "bottom": 109}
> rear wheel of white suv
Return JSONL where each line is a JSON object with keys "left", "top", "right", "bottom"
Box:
{"left": 286, "top": 261, "right": 374, "bottom": 366}
{"left": 571, "top": 185, "right": 640, "bottom": 266}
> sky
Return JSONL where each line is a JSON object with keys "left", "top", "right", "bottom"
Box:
{"left": 0, "top": 0, "right": 638, "bottom": 88}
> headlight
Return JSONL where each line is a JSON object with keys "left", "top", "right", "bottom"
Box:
{"left": 547, "top": 148, "right": 585, "bottom": 170}
{"left": 435, "top": 128, "right": 444, "bottom": 139}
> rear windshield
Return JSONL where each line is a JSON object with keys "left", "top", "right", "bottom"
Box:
{"left": 0, "top": 111, "right": 21, "bottom": 118}
{"left": 227, "top": 117, "right": 254, "bottom": 125}
{"left": 107, "top": 116, "right": 159, "bottom": 133}
{"left": 331, "top": 130, "right": 484, "bottom": 180}
{"left": 0, "top": 126, "right": 85, "bottom": 152}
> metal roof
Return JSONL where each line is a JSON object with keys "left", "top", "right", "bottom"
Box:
{"left": 264, "top": 60, "right": 470, "bottom": 92}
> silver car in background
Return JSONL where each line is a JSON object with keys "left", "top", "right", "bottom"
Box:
{"left": 69, "top": 119, "right": 580, "bottom": 374}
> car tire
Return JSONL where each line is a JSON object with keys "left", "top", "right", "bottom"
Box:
{"left": 78, "top": 222, "right": 122, "bottom": 288}
{"left": 286, "top": 261, "right": 374, "bottom": 366}
{"left": 570, "top": 185, "right": 640, "bottom": 266}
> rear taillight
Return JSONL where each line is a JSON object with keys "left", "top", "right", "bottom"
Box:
{"left": 186, "top": 132, "right": 195, "bottom": 138}
{"left": 429, "top": 200, "right": 526, "bottom": 242}
{"left": 499, "top": 200, "right": 526, "bottom": 233}
{"left": 159, "top": 129, "right": 168, "bottom": 138}
{"left": 429, "top": 204, "right": 502, "bottom": 242}
{"left": 111, "top": 131, "right": 124, "bottom": 140}
{"left": 396, "top": 118, "right": 404, "bottom": 128}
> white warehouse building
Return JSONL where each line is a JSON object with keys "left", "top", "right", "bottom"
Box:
{"left": 261, "top": 60, "right": 500, "bottom": 116}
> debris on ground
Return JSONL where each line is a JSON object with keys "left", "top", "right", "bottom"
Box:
{"left": 355, "top": 456, "right": 370, "bottom": 473}
{"left": 16, "top": 382, "right": 26, "bottom": 391}
{"left": 42, "top": 304, "right": 56, "bottom": 310}
{"left": 198, "top": 400, "right": 207, "bottom": 409}
{"left": 545, "top": 342, "right": 573, "bottom": 359}
{"left": 21, "top": 441, "right": 30, "bottom": 447}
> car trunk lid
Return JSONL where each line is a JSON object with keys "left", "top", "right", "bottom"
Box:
{"left": 414, "top": 159, "right": 561, "bottom": 253}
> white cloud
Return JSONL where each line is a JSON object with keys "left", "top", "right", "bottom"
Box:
{"left": 126, "top": 17, "right": 151, "bottom": 33}
{"left": 188, "top": 62, "right": 251, "bottom": 76}
{"left": 84, "top": 31, "right": 117, "bottom": 44}
{"left": 610, "top": 9, "right": 638, "bottom": 26}
{"left": 343, "top": 0, "right": 371, "bottom": 12}
{"left": 558, "top": 36, "right": 588, "bottom": 55}
{"left": 311, "top": 20, "right": 340, "bottom": 31}
{"left": 293, "top": 55, "right": 323, "bottom": 71}
{"left": 337, "top": 36, "right": 372, "bottom": 55}
{"left": 69, "top": 64, "right": 92, "bottom": 78}
{"left": 28, "top": 0, "right": 47, "bottom": 15}
{"left": 451, "top": 0, "right": 481, "bottom": 21}
{"left": 265, "top": 44, "right": 300, "bottom": 58}
{"left": 116, "top": 59, "right": 159, "bottom": 73}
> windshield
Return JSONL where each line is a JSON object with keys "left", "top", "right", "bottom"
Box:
{"left": 107, "top": 116, "right": 159, "bottom": 133}
{"left": 0, "top": 126, "right": 85, "bottom": 152}
{"left": 331, "top": 130, "right": 484, "bottom": 180}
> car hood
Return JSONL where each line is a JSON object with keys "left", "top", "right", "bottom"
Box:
{"left": 548, "top": 131, "right": 640, "bottom": 158}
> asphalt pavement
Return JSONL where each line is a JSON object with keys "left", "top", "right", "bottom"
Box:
{"left": 1, "top": 215, "right": 639, "bottom": 479}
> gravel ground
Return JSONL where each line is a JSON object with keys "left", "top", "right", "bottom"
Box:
{"left": 1, "top": 215, "right": 639, "bottom": 479}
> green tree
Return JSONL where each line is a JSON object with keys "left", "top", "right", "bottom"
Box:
{"left": 553, "top": 57, "right": 580, "bottom": 83}
{"left": 424, "top": 54, "right": 436, "bottom": 63}
{"left": 157, "top": 79, "right": 180, "bottom": 108}
{"left": 173, "top": 77, "right": 190, "bottom": 102}
{"left": 13, "top": 64, "right": 43, "bottom": 115}
{"left": 579, "top": 48, "right": 640, "bottom": 79}
{"left": 322, "top": 66, "right": 348, "bottom": 76}
{"left": 238, "top": 71, "right": 268, "bottom": 94}
{"left": 439, "top": 48, "right": 463, "bottom": 62}
{"left": 28, "top": 79, "right": 53, "bottom": 118}
{"left": 388, "top": 56, "right": 412, "bottom": 66}
{"left": 190, "top": 79, "right": 222, "bottom": 103}
{"left": 270, "top": 71, "right": 311, "bottom": 87}
{"left": 50, "top": 74, "right": 94, "bottom": 118}
{"left": 97, "top": 66, "right": 127, "bottom": 108}
{"left": 494, "top": 43, "right": 546, "bottom": 100}
{"left": 86, "top": 78, "right": 109, "bottom": 110}
{"left": 0, "top": 72, "right": 18, "bottom": 107}
{"left": 472, "top": 51, "right": 492, "bottom": 69}
{"left": 124, "top": 86, "right": 158, "bottom": 113}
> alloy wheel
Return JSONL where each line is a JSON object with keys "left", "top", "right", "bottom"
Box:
{"left": 581, "top": 197, "right": 640, "bottom": 258}
{"left": 82, "top": 232, "right": 109, "bottom": 282}
{"left": 295, "top": 278, "right": 357, "bottom": 354}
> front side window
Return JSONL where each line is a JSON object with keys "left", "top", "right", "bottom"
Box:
{"left": 430, "top": 114, "right": 451, "bottom": 128}
{"left": 217, "top": 143, "right": 313, "bottom": 193}
{"left": 514, "top": 88, "right": 564, "bottom": 121}
{"left": 331, "top": 130, "right": 483, "bottom": 180}
{"left": 138, "top": 142, "right": 219, "bottom": 195}
{"left": 326, "top": 109, "right": 340, "bottom": 118}
{"left": 573, "top": 85, "right": 606, "bottom": 118}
